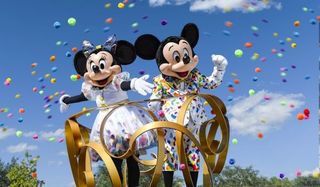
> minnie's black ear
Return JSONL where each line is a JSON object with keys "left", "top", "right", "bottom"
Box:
{"left": 134, "top": 34, "right": 161, "bottom": 60}
{"left": 114, "top": 40, "right": 136, "bottom": 65}
{"left": 74, "top": 51, "right": 88, "bottom": 76}
{"left": 181, "top": 23, "right": 199, "bottom": 48}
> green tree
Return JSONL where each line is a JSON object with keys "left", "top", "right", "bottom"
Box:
{"left": 6, "top": 152, "right": 41, "bottom": 187}
{"left": 95, "top": 163, "right": 184, "bottom": 187}
{"left": 267, "top": 177, "right": 292, "bottom": 187}
{"left": 213, "top": 166, "right": 270, "bottom": 187}
{"left": 0, "top": 157, "right": 18, "bottom": 186}
{"left": 292, "top": 175, "right": 320, "bottom": 187}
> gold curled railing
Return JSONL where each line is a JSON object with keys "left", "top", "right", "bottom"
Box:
{"left": 65, "top": 93, "right": 230, "bottom": 187}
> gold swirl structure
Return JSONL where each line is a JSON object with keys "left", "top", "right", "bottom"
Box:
{"left": 65, "top": 94, "right": 230, "bottom": 187}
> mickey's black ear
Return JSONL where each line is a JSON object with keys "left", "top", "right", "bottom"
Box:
{"left": 114, "top": 40, "right": 136, "bottom": 65}
{"left": 181, "top": 23, "right": 199, "bottom": 48}
{"left": 134, "top": 34, "right": 160, "bottom": 60}
{"left": 74, "top": 51, "right": 87, "bottom": 76}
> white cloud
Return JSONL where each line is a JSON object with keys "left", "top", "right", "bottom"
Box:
{"left": 58, "top": 151, "right": 68, "bottom": 156}
{"left": 23, "top": 131, "right": 37, "bottom": 138}
{"left": 301, "top": 168, "right": 320, "bottom": 177}
{"left": 149, "top": 0, "right": 281, "bottom": 12}
{"left": 0, "top": 128, "right": 15, "bottom": 140}
{"left": 41, "top": 128, "right": 64, "bottom": 139}
{"left": 48, "top": 160, "right": 63, "bottom": 166}
{"left": 228, "top": 90, "right": 304, "bottom": 136}
{"left": 7, "top": 143, "right": 38, "bottom": 153}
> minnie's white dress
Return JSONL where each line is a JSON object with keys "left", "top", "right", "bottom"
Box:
{"left": 82, "top": 72, "right": 156, "bottom": 156}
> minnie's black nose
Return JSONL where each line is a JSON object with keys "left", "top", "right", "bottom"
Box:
{"left": 183, "top": 55, "right": 190, "bottom": 64}
{"left": 92, "top": 65, "right": 100, "bottom": 73}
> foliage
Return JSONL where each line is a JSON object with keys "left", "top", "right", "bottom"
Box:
{"left": 292, "top": 175, "right": 320, "bottom": 187}
{"left": 95, "top": 162, "right": 184, "bottom": 187}
{"left": 6, "top": 152, "right": 42, "bottom": 187}
{"left": 0, "top": 157, "right": 17, "bottom": 187}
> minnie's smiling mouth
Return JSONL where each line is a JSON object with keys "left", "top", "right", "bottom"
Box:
{"left": 176, "top": 71, "right": 189, "bottom": 78}
{"left": 93, "top": 77, "right": 109, "bottom": 86}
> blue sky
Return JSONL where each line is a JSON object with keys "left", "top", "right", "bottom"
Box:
{"left": 0, "top": 0, "right": 319, "bottom": 186}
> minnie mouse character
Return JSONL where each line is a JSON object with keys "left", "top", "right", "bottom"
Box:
{"left": 134, "top": 23, "right": 228, "bottom": 187}
{"left": 59, "top": 35, "right": 156, "bottom": 187}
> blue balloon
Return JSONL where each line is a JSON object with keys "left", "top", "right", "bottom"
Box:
{"left": 229, "top": 158, "right": 235, "bottom": 165}
{"left": 65, "top": 51, "right": 72, "bottom": 57}
{"left": 53, "top": 21, "right": 61, "bottom": 29}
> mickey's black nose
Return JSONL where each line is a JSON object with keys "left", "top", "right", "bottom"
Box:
{"left": 92, "top": 65, "right": 100, "bottom": 73}
{"left": 183, "top": 55, "right": 190, "bottom": 64}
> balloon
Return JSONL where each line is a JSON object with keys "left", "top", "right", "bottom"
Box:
{"left": 53, "top": 21, "right": 61, "bottom": 29}
{"left": 249, "top": 89, "right": 255, "bottom": 96}
{"left": 294, "top": 20, "right": 300, "bottom": 27}
{"left": 106, "top": 18, "right": 113, "bottom": 24}
{"left": 229, "top": 158, "right": 235, "bottom": 165}
{"left": 255, "top": 67, "right": 262, "bottom": 73}
{"left": 160, "top": 19, "right": 168, "bottom": 26}
{"left": 16, "top": 130, "right": 23, "bottom": 137}
{"left": 18, "top": 108, "right": 25, "bottom": 114}
{"left": 257, "top": 133, "right": 263, "bottom": 139}
{"left": 224, "top": 21, "right": 233, "bottom": 27}
{"left": 50, "top": 55, "right": 56, "bottom": 62}
{"left": 232, "top": 138, "right": 238, "bottom": 145}
{"left": 67, "top": 17, "right": 76, "bottom": 26}
{"left": 297, "top": 113, "right": 304, "bottom": 120}
{"left": 118, "top": 2, "right": 125, "bottom": 9}
{"left": 244, "top": 42, "right": 253, "bottom": 48}
{"left": 234, "top": 49, "right": 243, "bottom": 58}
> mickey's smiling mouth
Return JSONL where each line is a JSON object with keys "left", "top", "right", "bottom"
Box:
{"left": 176, "top": 71, "right": 189, "bottom": 78}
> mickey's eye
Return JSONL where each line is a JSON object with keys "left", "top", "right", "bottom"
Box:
{"left": 183, "top": 48, "right": 189, "bottom": 57}
{"left": 99, "top": 59, "right": 106, "bottom": 69}
{"left": 172, "top": 51, "right": 180, "bottom": 63}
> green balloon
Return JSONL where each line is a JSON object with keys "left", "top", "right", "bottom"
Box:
{"left": 234, "top": 49, "right": 243, "bottom": 58}
{"left": 249, "top": 89, "right": 255, "bottom": 96}
{"left": 68, "top": 17, "right": 76, "bottom": 26}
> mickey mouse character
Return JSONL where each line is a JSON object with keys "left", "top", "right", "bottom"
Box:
{"left": 59, "top": 35, "right": 156, "bottom": 187}
{"left": 134, "top": 23, "right": 228, "bottom": 187}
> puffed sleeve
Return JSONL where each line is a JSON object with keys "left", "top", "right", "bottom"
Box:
{"left": 193, "top": 68, "right": 225, "bottom": 89}
{"left": 148, "top": 76, "right": 163, "bottom": 112}
{"left": 112, "top": 72, "right": 130, "bottom": 91}
{"left": 81, "top": 82, "right": 95, "bottom": 100}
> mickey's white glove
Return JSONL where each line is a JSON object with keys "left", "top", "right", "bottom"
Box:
{"left": 130, "top": 75, "right": 153, "bottom": 96}
{"left": 211, "top": 54, "right": 228, "bottom": 70}
{"left": 59, "top": 94, "right": 70, "bottom": 113}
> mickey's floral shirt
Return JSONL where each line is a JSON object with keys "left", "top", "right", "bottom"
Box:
{"left": 148, "top": 67, "right": 226, "bottom": 171}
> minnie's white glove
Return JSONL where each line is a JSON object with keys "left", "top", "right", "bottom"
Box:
{"left": 130, "top": 75, "right": 153, "bottom": 96}
{"left": 59, "top": 94, "right": 70, "bottom": 113}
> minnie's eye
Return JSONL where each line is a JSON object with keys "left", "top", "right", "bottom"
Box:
{"left": 172, "top": 51, "right": 180, "bottom": 63}
{"left": 99, "top": 59, "right": 106, "bottom": 69}
{"left": 183, "top": 48, "right": 189, "bottom": 57}
{"left": 90, "top": 63, "right": 96, "bottom": 71}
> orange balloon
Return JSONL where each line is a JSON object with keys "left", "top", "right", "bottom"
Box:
{"left": 106, "top": 17, "right": 113, "bottom": 24}
{"left": 297, "top": 113, "right": 304, "bottom": 120}
{"left": 31, "top": 172, "right": 37, "bottom": 178}
{"left": 244, "top": 42, "right": 253, "bottom": 48}
{"left": 317, "top": 16, "right": 320, "bottom": 22}
{"left": 18, "top": 108, "right": 25, "bottom": 114}
{"left": 255, "top": 67, "right": 262, "bottom": 73}
{"left": 224, "top": 21, "right": 233, "bottom": 28}
{"left": 71, "top": 47, "right": 78, "bottom": 53}
{"left": 233, "top": 79, "right": 240, "bottom": 84}
{"left": 228, "top": 87, "right": 235, "bottom": 93}
{"left": 293, "top": 20, "right": 300, "bottom": 27}
{"left": 49, "top": 55, "right": 56, "bottom": 62}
